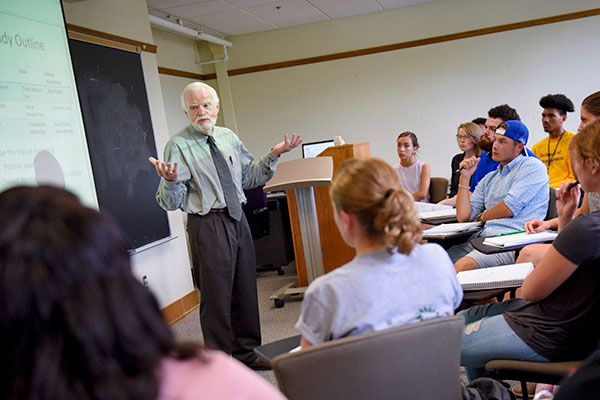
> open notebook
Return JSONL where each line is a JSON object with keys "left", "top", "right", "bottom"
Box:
{"left": 457, "top": 262, "right": 534, "bottom": 290}
{"left": 483, "top": 231, "right": 558, "bottom": 248}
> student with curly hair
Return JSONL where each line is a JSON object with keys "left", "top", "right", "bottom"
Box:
{"left": 295, "top": 157, "right": 463, "bottom": 348}
{"left": 531, "top": 93, "right": 576, "bottom": 188}
{"left": 0, "top": 186, "right": 286, "bottom": 400}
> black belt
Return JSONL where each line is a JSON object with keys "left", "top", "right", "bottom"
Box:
{"left": 208, "top": 208, "right": 228, "bottom": 214}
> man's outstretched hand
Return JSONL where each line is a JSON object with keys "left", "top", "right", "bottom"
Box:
{"left": 149, "top": 157, "right": 178, "bottom": 181}
{"left": 272, "top": 133, "right": 302, "bottom": 157}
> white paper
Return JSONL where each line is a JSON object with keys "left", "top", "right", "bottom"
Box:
{"left": 422, "top": 221, "right": 482, "bottom": 235}
{"left": 414, "top": 202, "right": 453, "bottom": 213}
{"left": 457, "top": 262, "right": 534, "bottom": 290}
{"left": 483, "top": 231, "right": 558, "bottom": 248}
{"left": 419, "top": 208, "right": 457, "bottom": 220}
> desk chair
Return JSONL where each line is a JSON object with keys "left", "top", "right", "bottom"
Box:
{"left": 485, "top": 359, "right": 582, "bottom": 399}
{"left": 429, "top": 176, "right": 449, "bottom": 203}
{"left": 273, "top": 316, "right": 464, "bottom": 400}
{"left": 545, "top": 186, "right": 557, "bottom": 220}
{"left": 243, "top": 185, "right": 284, "bottom": 275}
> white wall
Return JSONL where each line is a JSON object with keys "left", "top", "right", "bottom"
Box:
{"left": 62, "top": 0, "right": 194, "bottom": 309}
{"left": 154, "top": 0, "right": 600, "bottom": 180}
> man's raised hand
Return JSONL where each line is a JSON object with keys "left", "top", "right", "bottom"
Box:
{"left": 149, "top": 157, "right": 178, "bottom": 181}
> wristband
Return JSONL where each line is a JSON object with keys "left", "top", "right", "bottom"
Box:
{"left": 458, "top": 184, "right": 470, "bottom": 191}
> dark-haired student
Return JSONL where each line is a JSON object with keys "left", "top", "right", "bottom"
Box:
{"left": 460, "top": 120, "right": 600, "bottom": 382}
{"left": 0, "top": 186, "right": 287, "bottom": 400}
{"left": 296, "top": 157, "right": 462, "bottom": 348}
{"left": 448, "top": 120, "right": 548, "bottom": 271}
{"left": 531, "top": 93, "right": 576, "bottom": 188}
{"left": 518, "top": 90, "right": 600, "bottom": 266}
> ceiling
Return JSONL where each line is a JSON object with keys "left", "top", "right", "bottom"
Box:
{"left": 147, "top": 0, "right": 435, "bottom": 38}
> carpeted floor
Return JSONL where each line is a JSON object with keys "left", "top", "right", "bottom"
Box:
{"left": 170, "top": 261, "right": 301, "bottom": 385}
{"left": 169, "top": 260, "right": 469, "bottom": 389}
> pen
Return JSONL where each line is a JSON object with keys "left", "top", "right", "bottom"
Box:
{"left": 496, "top": 230, "right": 526, "bottom": 237}
{"left": 567, "top": 180, "right": 579, "bottom": 191}
{"left": 454, "top": 165, "right": 465, "bottom": 174}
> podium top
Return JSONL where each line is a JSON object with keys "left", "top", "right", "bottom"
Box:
{"left": 264, "top": 157, "right": 333, "bottom": 192}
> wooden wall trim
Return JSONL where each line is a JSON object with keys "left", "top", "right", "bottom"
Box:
{"left": 226, "top": 8, "right": 600, "bottom": 77}
{"left": 161, "top": 290, "right": 199, "bottom": 326}
{"left": 66, "top": 23, "right": 157, "bottom": 53}
{"left": 157, "top": 7, "right": 600, "bottom": 79}
{"left": 157, "top": 66, "right": 215, "bottom": 81}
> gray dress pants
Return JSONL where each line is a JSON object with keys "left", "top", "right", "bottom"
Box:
{"left": 187, "top": 211, "right": 261, "bottom": 364}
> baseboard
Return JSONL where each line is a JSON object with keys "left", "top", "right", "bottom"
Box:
{"left": 162, "top": 290, "right": 199, "bottom": 326}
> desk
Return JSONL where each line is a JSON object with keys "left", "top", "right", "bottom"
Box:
{"left": 254, "top": 335, "right": 301, "bottom": 363}
{"left": 420, "top": 215, "right": 458, "bottom": 225}
{"left": 470, "top": 236, "right": 555, "bottom": 255}
{"left": 423, "top": 227, "right": 480, "bottom": 250}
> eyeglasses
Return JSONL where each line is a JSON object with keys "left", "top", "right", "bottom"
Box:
{"left": 456, "top": 135, "right": 471, "bottom": 140}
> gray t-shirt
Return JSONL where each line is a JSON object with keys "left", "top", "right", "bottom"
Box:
{"left": 295, "top": 243, "right": 463, "bottom": 345}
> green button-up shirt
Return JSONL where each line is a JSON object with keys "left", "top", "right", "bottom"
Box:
{"left": 156, "top": 125, "right": 278, "bottom": 214}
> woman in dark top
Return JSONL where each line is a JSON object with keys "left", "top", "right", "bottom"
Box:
{"left": 439, "top": 122, "right": 482, "bottom": 205}
{"left": 459, "top": 119, "right": 600, "bottom": 381}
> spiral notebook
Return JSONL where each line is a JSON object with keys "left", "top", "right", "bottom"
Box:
{"left": 457, "top": 262, "right": 534, "bottom": 290}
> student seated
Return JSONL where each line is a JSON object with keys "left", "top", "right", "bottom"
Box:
{"left": 393, "top": 131, "right": 431, "bottom": 202}
{"left": 0, "top": 186, "right": 286, "bottom": 400}
{"left": 295, "top": 157, "right": 463, "bottom": 348}
{"left": 439, "top": 122, "right": 483, "bottom": 206}
{"left": 518, "top": 90, "right": 600, "bottom": 265}
{"left": 459, "top": 120, "right": 600, "bottom": 382}
{"left": 447, "top": 120, "right": 549, "bottom": 272}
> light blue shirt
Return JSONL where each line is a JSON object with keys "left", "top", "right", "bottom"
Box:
{"left": 295, "top": 244, "right": 463, "bottom": 345}
{"left": 156, "top": 125, "right": 278, "bottom": 214}
{"left": 470, "top": 154, "right": 549, "bottom": 236}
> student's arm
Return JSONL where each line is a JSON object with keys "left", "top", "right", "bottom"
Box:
{"left": 474, "top": 201, "right": 513, "bottom": 222}
{"left": 300, "top": 336, "right": 312, "bottom": 349}
{"left": 520, "top": 245, "right": 578, "bottom": 302}
{"left": 412, "top": 163, "right": 431, "bottom": 201}
{"left": 456, "top": 156, "right": 480, "bottom": 221}
{"left": 524, "top": 218, "right": 558, "bottom": 233}
{"left": 438, "top": 195, "right": 456, "bottom": 206}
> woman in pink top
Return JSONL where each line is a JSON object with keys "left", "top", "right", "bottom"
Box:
{"left": 0, "top": 186, "right": 286, "bottom": 400}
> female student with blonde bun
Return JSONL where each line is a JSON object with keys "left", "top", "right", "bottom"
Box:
{"left": 518, "top": 90, "right": 600, "bottom": 265}
{"left": 295, "top": 157, "right": 463, "bottom": 348}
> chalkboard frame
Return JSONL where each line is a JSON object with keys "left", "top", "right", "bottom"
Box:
{"left": 68, "top": 37, "right": 171, "bottom": 250}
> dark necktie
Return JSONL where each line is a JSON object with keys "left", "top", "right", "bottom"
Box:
{"left": 207, "top": 135, "right": 242, "bottom": 221}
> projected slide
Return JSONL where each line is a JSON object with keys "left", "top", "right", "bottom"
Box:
{"left": 0, "top": 0, "right": 97, "bottom": 207}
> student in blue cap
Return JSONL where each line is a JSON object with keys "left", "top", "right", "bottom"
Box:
{"left": 447, "top": 120, "right": 549, "bottom": 272}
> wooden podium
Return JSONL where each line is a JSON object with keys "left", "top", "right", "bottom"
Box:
{"left": 264, "top": 142, "right": 369, "bottom": 307}
{"left": 314, "top": 142, "right": 370, "bottom": 275}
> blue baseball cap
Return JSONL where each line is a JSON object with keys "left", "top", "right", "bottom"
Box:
{"left": 495, "top": 120, "right": 529, "bottom": 149}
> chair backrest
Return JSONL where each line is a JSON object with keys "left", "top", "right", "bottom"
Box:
{"left": 243, "top": 185, "right": 269, "bottom": 239}
{"left": 545, "top": 186, "right": 557, "bottom": 220}
{"left": 429, "top": 176, "right": 449, "bottom": 203}
{"left": 273, "top": 316, "right": 464, "bottom": 400}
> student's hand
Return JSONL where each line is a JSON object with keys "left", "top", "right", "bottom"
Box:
{"left": 556, "top": 180, "right": 580, "bottom": 221}
{"left": 458, "top": 156, "right": 480, "bottom": 178}
{"left": 524, "top": 219, "right": 550, "bottom": 233}
{"left": 272, "top": 133, "right": 302, "bottom": 157}
{"left": 149, "top": 157, "right": 178, "bottom": 181}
